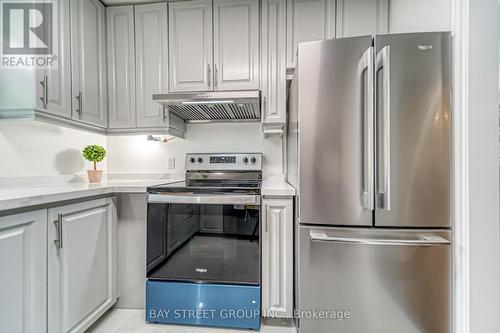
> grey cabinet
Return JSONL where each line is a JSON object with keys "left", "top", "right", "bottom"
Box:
{"left": 135, "top": 3, "right": 169, "bottom": 128}
{"left": 107, "top": 6, "right": 136, "bottom": 129}
{"left": 261, "top": 0, "right": 287, "bottom": 135}
{"left": 48, "top": 198, "right": 117, "bottom": 333}
{"left": 261, "top": 197, "right": 293, "bottom": 318}
{"left": 214, "top": 0, "right": 260, "bottom": 91}
{"left": 36, "top": 0, "right": 72, "bottom": 119}
{"left": 335, "top": 0, "right": 389, "bottom": 37}
{"left": 387, "top": 0, "right": 452, "bottom": 33}
{"left": 0, "top": 210, "right": 47, "bottom": 333}
{"left": 70, "top": 0, "right": 108, "bottom": 128}
{"left": 286, "top": 0, "right": 335, "bottom": 67}
{"left": 168, "top": 0, "right": 213, "bottom": 92}
{"left": 107, "top": 3, "right": 185, "bottom": 136}
{"left": 169, "top": 0, "right": 259, "bottom": 92}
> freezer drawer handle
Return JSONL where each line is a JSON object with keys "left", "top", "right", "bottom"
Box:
{"left": 309, "top": 231, "right": 450, "bottom": 246}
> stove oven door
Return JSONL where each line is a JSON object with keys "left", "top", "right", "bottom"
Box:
{"left": 146, "top": 193, "right": 261, "bottom": 285}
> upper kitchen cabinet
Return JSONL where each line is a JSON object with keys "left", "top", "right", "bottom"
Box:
{"left": 261, "top": 0, "right": 287, "bottom": 134}
{"left": 169, "top": 0, "right": 213, "bottom": 92}
{"left": 335, "top": 0, "right": 389, "bottom": 37}
{"left": 70, "top": 0, "right": 108, "bottom": 128}
{"left": 107, "top": 4, "right": 186, "bottom": 136}
{"left": 107, "top": 6, "right": 136, "bottom": 129}
{"left": 213, "top": 0, "right": 260, "bottom": 91}
{"left": 286, "top": 0, "right": 335, "bottom": 68}
{"left": 169, "top": 0, "right": 259, "bottom": 92}
{"left": 36, "top": 0, "right": 72, "bottom": 119}
{"left": 135, "top": 3, "right": 169, "bottom": 128}
{"left": 387, "top": 0, "right": 452, "bottom": 33}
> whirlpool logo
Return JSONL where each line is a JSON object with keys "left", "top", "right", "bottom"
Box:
{"left": 1, "top": 1, "right": 58, "bottom": 68}
{"left": 417, "top": 44, "right": 433, "bottom": 51}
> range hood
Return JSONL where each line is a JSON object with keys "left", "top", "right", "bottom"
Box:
{"left": 152, "top": 90, "right": 260, "bottom": 123}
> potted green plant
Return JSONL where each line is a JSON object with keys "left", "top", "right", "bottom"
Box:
{"left": 82, "top": 145, "right": 106, "bottom": 183}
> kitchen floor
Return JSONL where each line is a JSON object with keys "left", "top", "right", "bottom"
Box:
{"left": 87, "top": 309, "right": 297, "bottom": 333}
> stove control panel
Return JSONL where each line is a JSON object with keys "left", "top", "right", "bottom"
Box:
{"left": 186, "top": 153, "right": 262, "bottom": 171}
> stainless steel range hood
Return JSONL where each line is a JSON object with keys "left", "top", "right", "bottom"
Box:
{"left": 152, "top": 90, "right": 261, "bottom": 123}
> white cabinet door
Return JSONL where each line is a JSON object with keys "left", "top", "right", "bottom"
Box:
{"left": 286, "top": 0, "right": 335, "bottom": 67}
{"left": 336, "top": 0, "right": 389, "bottom": 37}
{"left": 388, "top": 0, "right": 452, "bottom": 33}
{"left": 107, "top": 6, "right": 136, "bottom": 129}
{"left": 48, "top": 198, "right": 117, "bottom": 333}
{"left": 262, "top": 198, "right": 293, "bottom": 318}
{"left": 135, "top": 3, "right": 169, "bottom": 128}
{"left": 0, "top": 210, "right": 47, "bottom": 333}
{"left": 70, "top": 0, "right": 107, "bottom": 128}
{"left": 36, "top": 0, "right": 72, "bottom": 118}
{"left": 214, "top": 0, "right": 260, "bottom": 91}
{"left": 261, "top": 0, "right": 287, "bottom": 133}
{"left": 169, "top": 0, "right": 213, "bottom": 92}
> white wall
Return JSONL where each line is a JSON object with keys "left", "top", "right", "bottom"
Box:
{"left": 456, "top": 0, "right": 500, "bottom": 331}
{"left": 107, "top": 123, "right": 283, "bottom": 177}
{"left": 0, "top": 120, "right": 107, "bottom": 178}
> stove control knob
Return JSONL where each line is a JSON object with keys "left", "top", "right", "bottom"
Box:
{"left": 251, "top": 157, "right": 257, "bottom": 163}
{"left": 197, "top": 157, "right": 203, "bottom": 163}
{"left": 190, "top": 157, "right": 196, "bottom": 163}
{"left": 243, "top": 157, "right": 249, "bottom": 163}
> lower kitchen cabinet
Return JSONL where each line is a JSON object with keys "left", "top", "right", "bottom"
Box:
{"left": 0, "top": 210, "right": 47, "bottom": 333}
{"left": 48, "top": 197, "right": 118, "bottom": 333}
{"left": 261, "top": 197, "right": 293, "bottom": 318}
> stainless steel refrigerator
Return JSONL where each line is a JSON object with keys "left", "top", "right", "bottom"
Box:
{"left": 287, "top": 32, "right": 452, "bottom": 333}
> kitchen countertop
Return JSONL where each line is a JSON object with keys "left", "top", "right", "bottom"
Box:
{"left": 0, "top": 176, "right": 295, "bottom": 212}
{"left": 261, "top": 177, "right": 296, "bottom": 197}
{"left": 0, "top": 178, "right": 181, "bottom": 212}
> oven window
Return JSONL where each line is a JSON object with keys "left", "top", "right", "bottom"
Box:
{"left": 147, "top": 203, "right": 260, "bottom": 285}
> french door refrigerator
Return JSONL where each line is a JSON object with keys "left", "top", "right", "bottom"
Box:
{"left": 287, "top": 32, "right": 452, "bottom": 333}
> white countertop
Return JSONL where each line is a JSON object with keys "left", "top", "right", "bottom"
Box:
{"left": 0, "top": 175, "right": 295, "bottom": 212}
{"left": 261, "top": 177, "right": 296, "bottom": 197}
{"left": 0, "top": 179, "right": 180, "bottom": 212}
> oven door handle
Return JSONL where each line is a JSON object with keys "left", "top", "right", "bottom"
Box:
{"left": 147, "top": 193, "right": 261, "bottom": 205}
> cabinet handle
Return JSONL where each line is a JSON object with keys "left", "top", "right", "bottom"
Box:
{"left": 214, "top": 64, "right": 218, "bottom": 89}
{"left": 75, "top": 91, "right": 82, "bottom": 118}
{"left": 207, "top": 64, "right": 211, "bottom": 87}
{"left": 54, "top": 213, "right": 63, "bottom": 249}
{"left": 39, "top": 76, "right": 48, "bottom": 105}
{"left": 263, "top": 96, "right": 267, "bottom": 116}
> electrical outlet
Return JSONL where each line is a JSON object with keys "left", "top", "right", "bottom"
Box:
{"left": 168, "top": 158, "right": 175, "bottom": 169}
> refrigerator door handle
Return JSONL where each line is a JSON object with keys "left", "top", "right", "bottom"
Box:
{"left": 309, "top": 231, "right": 450, "bottom": 246}
{"left": 376, "top": 46, "right": 391, "bottom": 210}
{"left": 358, "top": 47, "right": 375, "bottom": 210}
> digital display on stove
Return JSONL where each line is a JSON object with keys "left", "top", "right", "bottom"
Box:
{"left": 210, "top": 156, "right": 236, "bottom": 164}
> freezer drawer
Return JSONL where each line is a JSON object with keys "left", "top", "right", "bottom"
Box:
{"left": 297, "top": 226, "right": 451, "bottom": 333}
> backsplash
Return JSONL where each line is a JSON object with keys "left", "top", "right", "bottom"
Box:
{"left": 0, "top": 120, "right": 107, "bottom": 178}
{"left": 107, "top": 123, "right": 283, "bottom": 177}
